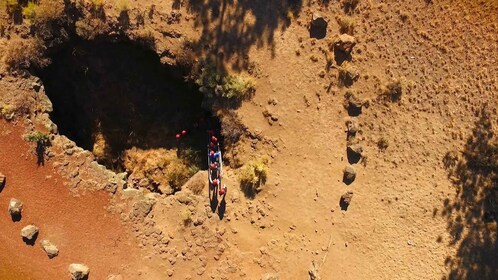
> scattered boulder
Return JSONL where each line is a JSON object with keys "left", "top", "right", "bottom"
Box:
{"left": 308, "top": 260, "right": 321, "bottom": 280}
{"left": 129, "top": 196, "right": 156, "bottom": 221}
{"left": 8, "top": 198, "right": 23, "bottom": 220}
{"left": 333, "top": 34, "right": 356, "bottom": 54}
{"left": 347, "top": 144, "right": 363, "bottom": 164}
{"left": 344, "top": 91, "right": 364, "bottom": 116}
{"left": 340, "top": 191, "right": 354, "bottom": 210}
{"left": 310, "top": 13, "right": 328, "bottom": 39}
{"left": 0, "top": 172, "right": 5, "bottom": 189}
{"left": 343, "top": 166, "right": 356, "bottom": 185}
{"left": 21, "top": 225, "right": 39, "bottom": 244}
{"left": 262, "top": 273, "right": 280, "bottom": 280}
{"left": 69, "top": 263, "right": 90, "bottom": 280}
{"left": 40, "top": 239, "right": 59, "bottom": 259}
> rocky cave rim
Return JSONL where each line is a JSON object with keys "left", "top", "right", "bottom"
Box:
{"left": 33, "top": 36, "right": 222, "bottom": 175}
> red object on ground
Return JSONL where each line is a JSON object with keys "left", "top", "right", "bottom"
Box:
{"left": 176, "top": 134, "right": 181, "bottom": 139}
{"left": 181, "top": 130, "right": 186, "bottom": 135}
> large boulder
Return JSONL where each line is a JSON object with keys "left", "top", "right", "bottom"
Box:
{"left": 21, "top": 225, "right": 39, "bottom": 243}
{"left": 333, "top": 34, "right": 356, "bottom": 54}
{"left": 8, "top": 198, "right": 23, "bottom": 219}
{"left": 340, "top": 191, "right": 354, "bottom": 211}
{"left": 343, "top": 166, "right": 356, "bottom": 185}
{"left": 69, "top": 263, "right": 90, "bottom": 280}
{"left": 309, "top": 13, "right": 328, "bottom": 39}
{"left": 40, "top": 239, "right": 59, "bottom": 259}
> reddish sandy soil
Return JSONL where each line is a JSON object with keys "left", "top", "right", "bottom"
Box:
{"left": 0, "top": 121, "right": 146, "bottom": 279}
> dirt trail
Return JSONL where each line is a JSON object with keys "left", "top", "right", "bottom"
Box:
{"left": 0, "top": 121, "right": 158, "bottom": 279}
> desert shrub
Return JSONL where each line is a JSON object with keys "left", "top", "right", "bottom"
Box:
{"left": 33, "top": 0, "right": 64, "bottom": 24}
{"left": 25, "top": 131, "right": 50, "bottom": 145}
{"left": 337, "top": 62, "right": 359, "bottom": 86}
{"left": 381, "top": 78, "right": 407, "bottom": 102}
{"left": 1, "top": 0, "right": 19, "bottom": 14}
{"left": 377, "top": 137, "right": 389, "bottom": 151}
{"left": 75, "top": 18, "right": 109, "bottom": 39}
{"left": 22, "top": 1, "right": 36, "bottom": 19}
{"left": 343, "top": 0, "right": 360, "bottom": 13}
{"left": 196, "top": 63, "right": 255, "bottom": 102}
{"left": 336, "top": 15, "right": 356, "bottom": 35}
{"left": 3, "top": 38, "right": 49, "bottom": 70}
{"left": 220, "top": 110, "right": 246, "bottom": 146}
{"left": 180, "top": 209, "right": 192, "bottom": 226}
{"left": 165, "top": 158, "right": 190, "bottom": 191}
{"left": 239, "top": 156, "right": 269, "bottom": 198}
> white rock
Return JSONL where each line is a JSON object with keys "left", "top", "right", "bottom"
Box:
{"left": 69, "top": 263, "right": 90, "bottom": 280}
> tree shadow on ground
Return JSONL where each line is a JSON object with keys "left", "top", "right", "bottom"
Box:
{"left": 442, "top": 107, "right": 498, "bottom": 280}
{"left": 183, "top": 0, "right": 303, "bottom": 71}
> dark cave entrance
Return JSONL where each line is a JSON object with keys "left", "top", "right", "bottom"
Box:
{"left": 36, "top": 39, "right": 219, "bottom": 171}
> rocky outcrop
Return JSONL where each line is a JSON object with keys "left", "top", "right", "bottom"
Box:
{"left": 40, "top": 239, "right": 59, "bottom": 259}
{"left": 310, "top": 13, "right": 328, "bottom": 39}
{"left": 69, "top": 263, "right": 90, "bottom": 280}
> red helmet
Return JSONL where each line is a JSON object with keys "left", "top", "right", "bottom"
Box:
{"left": 175, "top": 134, "right": 181, "bottom": 139}
{"left": 219, "top": 188, "right": 225, "bottom": 195}
{"left": 210, "top": 142, "right": 215, "bottom": 147}
{"left": 210, "top": 150, "right": 214, "bottom": 156}
{"left": 181, "top": 130, "right": 187, "bottom": 135}
{"left": 211, "top": 136, "right": 217, "bottom": 142}
{"left": 210, "top": 163, "right": 215, "bottom": 169}
{"left": 213, "top": 179, "right": 218, "bottom": 185}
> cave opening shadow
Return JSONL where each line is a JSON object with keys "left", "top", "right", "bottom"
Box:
{"left": 36, "top": 39, "right": 219, "bottom": 171}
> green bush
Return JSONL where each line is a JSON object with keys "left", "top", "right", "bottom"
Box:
{"left": 25, "top": 131, "right": 50, "bottom": 145}
{"left": 22, "top": 1, "right": 36, "bottom": 19}
{"left": 239, "top": 156, "right": 269, "bottom": 198}
{"left": 196, "top": 63, "right": 255, "bottom": 101}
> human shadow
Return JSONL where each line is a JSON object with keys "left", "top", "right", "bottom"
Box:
{"left": 441, "top": 106, "right": 498, "bottom": 280}
{"left": 218, "top": 191, "right": 227, "bottom": 220}
{"left": 36, "top": 141, "right": 46, "bottom": 166}
{"left": 209, "top": 183, "right": 219, "bottom": 213}
{"left": 184, "top": 0, "right": 303, "bottom": 71}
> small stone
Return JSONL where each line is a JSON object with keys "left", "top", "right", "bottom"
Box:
{"left": 333, "top": 34, "right": 356, "bottom": 54}
{"left": 0, "top": 172, "right": 5, "bottom": 187}
{"left": 40, "top": 239, "right": 59, "bottom": 259}
{"left": 310, "top": 13, "right": 328, "bottom": 39}
{"left": 167, "top": 269, "right": 174, "bottom": 277}
{"left": 347, "top": 144, "right": 363, "bottom": 163}
{"left": 8, "top": 198, "right": 23, "bottom": 218}
{"left": 21, "top": 225, "right": 39, "bottom": 241}
{"left": 407, "top": 240, "right": 415, "bottom": 246}
{"left": 343, "top": 166, "right": 356, "bottom": 185}
{"left": 69, "top": 263, "right": 90, "bottom": 280}
{"left": 340, "top": 191, "right": 354, "bottom": 211}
